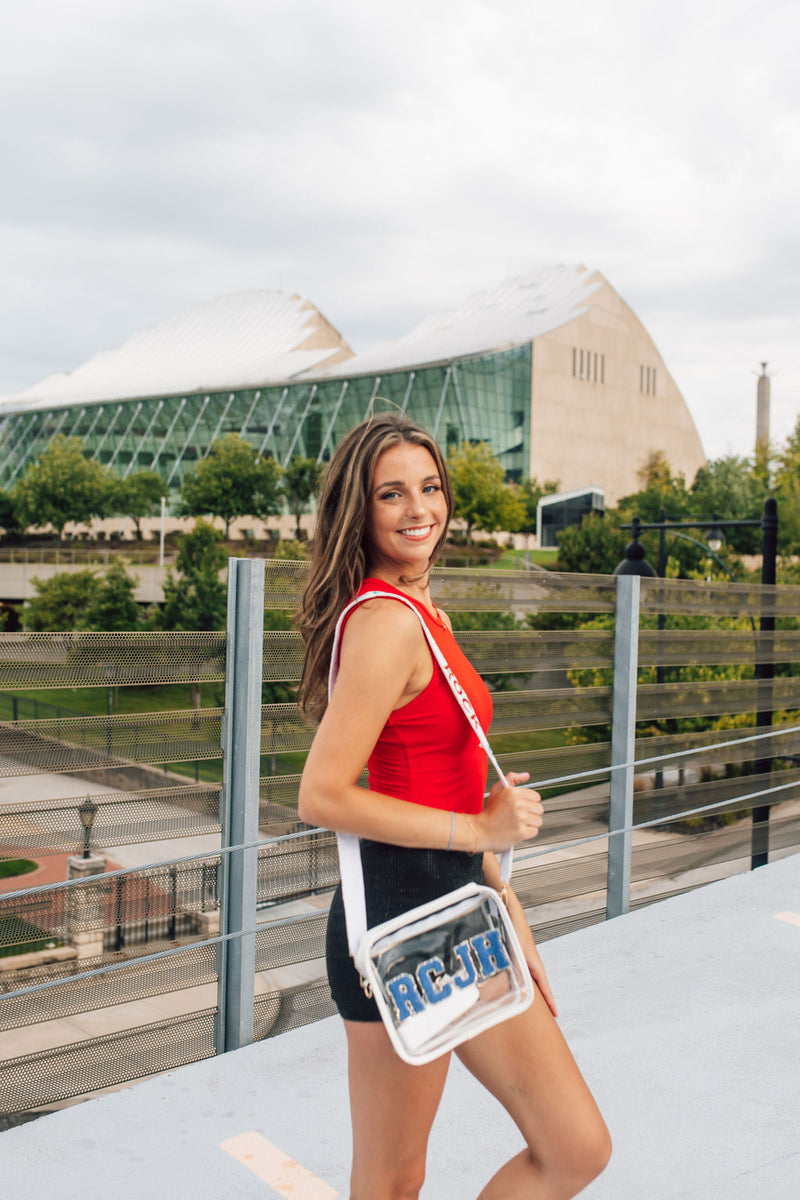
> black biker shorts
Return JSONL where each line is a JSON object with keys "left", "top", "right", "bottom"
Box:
{"left": 326, "top": 839, "right": 484, "bottom": 1022}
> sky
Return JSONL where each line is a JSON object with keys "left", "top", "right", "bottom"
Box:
{"left": 1, "top": 0, "right": 798, "bottom": 463}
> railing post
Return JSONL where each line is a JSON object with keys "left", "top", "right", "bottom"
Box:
{"left": 752, "top": 497, "right": 778, "bottom": 868}
{"left": 215, "top": 557, "right": 265, "bottom": 1054}
{"left": 607, "top": 573, "right": 640, "bottom": 919}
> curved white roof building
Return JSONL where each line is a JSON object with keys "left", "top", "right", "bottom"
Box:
{"left": 0, "top": 265, "right": 705, "bottom": 504}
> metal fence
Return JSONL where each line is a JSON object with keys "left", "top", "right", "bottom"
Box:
{"left": 1, "top": 561, "right": 799, "bottom": 1115}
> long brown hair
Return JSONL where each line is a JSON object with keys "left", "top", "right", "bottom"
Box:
{"left": 297, "top": 413, "right": 453, "bottom": 716}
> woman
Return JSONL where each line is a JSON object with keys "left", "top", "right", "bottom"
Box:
{"left": 298, "top": 413, "right": 610, "bottom": 1199}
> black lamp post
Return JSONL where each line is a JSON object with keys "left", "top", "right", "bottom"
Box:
{"left": 78, "top": 798, "right": 99, "bottom": 859}
{"left": 613, "top": 516, "right": 657, "bottom": 577}
{"left": 615, "top": 498, "right": 779, "bottom": 865}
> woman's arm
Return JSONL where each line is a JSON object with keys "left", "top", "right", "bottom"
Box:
{"left": 482, "top": 851, "right": 558, "bottom": 1018}
{"left": 298, "top": 599, "right": 544, "bottom": 853}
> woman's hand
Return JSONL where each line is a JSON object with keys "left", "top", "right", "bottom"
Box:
{"left": 477, "top": 772, "right": 543, "bottom": 851}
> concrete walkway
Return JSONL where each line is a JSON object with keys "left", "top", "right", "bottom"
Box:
{"left": 1, "top": 853, "right": 798, "bottom": 1199}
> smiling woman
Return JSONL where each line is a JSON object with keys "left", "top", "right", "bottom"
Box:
{"left": 294, "top": 412, "right": 610, "bottom": 1200}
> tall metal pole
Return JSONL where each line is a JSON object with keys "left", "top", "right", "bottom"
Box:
{"left": 752, "top": 497, "right": 778, "bottom": 868}
{"left": 607, "top": 573, "right": 640, "bottom": 918}
{"left": 215, "top": 557, "right": 265, "bottom": 1052}
{"left": 655, "top": 507, "right": 667, "bottom": 790}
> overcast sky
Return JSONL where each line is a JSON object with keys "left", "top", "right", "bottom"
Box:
{"left": 2, "top": 0, "right": 798, "bottom": 463}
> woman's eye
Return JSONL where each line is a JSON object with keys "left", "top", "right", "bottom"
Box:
{"left": 423, "top": 484, "right": 440, "bottom": 494}
{"left": 379, "top": 490, "right": 400, "bottom": 501}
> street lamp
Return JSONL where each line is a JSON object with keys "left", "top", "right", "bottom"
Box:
{"left": 705, "top": 517, "right": 724, "bottom": 555}
{"left": 78, "top": 798, "right": 99, "bottom": 859}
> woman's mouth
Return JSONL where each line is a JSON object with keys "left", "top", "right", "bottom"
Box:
{"left": 398, "top": 525, "right": 433, "bottom": 540}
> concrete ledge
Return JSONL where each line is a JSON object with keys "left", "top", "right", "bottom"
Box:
{"left": 1, "top": 854, "right": 798, "bottom": 1199}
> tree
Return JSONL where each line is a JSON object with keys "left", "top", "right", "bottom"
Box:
{"left": 283, "top": 456, "right": 321, "bottom": 539}
{"left": 179, "top": 434, "right": 283, "bottom": 538}
{"left": 447, "top": 442, "right": 524, "bottom": 543}
{"left": 554, "top": 513, "right": 628, "bottom": 575}
{"left": 112, "top": 470, "right": 169, "bottom": 538}
{"left": 689, "top": 455, "right": 766, "bottom": 554}
{"left": 157, "top": 519, "right": 227, "bottom": 632}
{"left": 156, "top": 520, "right": 228, "bottom": 711}
{"left": 616, "top": 451, "right": 692, "bottom": 523}
{"left": 22, "top": 563, "right": 141, "bottom": 631}
{"left": 0, "top": 489, "right": 22, "bottom": 540}
{"left": 85, "top": 560, "right": 142, "bottom": 630}
{"left": 772, "top": 416, "right": 800, "bottom": 555}
{"left": 23, "top": 571, "right": 98, "bottom": 631}
{"left": 12, "top": 435, "right": 114, "bottom": 538}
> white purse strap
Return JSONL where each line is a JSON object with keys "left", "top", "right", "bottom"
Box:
{"left": 328, "top": 589, "right": 512, "bottom": 957}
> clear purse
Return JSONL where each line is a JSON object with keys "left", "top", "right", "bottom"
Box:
{"left": 330, "top": 591, "right": 534, "bottom": 1065}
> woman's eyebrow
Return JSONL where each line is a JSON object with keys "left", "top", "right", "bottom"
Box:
{"left": 374, "top": 474, "right": 441, "bottom": 490}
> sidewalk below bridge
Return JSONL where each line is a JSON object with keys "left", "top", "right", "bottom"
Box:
{"left": 1, "top": 852, "right": 798, "bottom": 1199}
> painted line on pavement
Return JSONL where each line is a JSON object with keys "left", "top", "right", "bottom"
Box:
{"left": 774, "top": 911, "right": 800, "bottom": 927}
{"left": 220, "top": 1131, "right": 341, "bottom": 1199}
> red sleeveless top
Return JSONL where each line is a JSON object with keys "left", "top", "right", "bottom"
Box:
{"left": 343, "top": 578, "right": 492, "bottom": 815}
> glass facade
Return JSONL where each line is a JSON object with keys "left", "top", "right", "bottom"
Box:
{"left": 0, "top": 345, "right": 531, "bottom": 489}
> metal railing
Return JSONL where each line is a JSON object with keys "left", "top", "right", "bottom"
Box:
{"left": 1, "top": 561, "right": 799, "bottom": 1114}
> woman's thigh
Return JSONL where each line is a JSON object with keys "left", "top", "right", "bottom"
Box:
{"left": 455, "top": 983, "right": 611, "bottom": 1181}
{"left": 345, "top": 1019, "right": 451, "bottom": 1199}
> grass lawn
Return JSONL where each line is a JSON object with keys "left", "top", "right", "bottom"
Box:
{"left": 0, "top": 859, "right": 37, "bottom": 880}
{"left": 1, "top": 682, "right": 224, "bottom": 719}
{"left": 493, "top": 548, "right": 560, "bottom": 570}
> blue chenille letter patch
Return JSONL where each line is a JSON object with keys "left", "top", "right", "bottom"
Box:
{"left": 385, "top": 926, "right": 512, "bottom": 1022}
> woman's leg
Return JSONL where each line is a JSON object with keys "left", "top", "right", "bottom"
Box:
{"left": 344, "top": 1019, "right": 451, "bottom": 1200}
{"left": 456, "top": 983, "right": 611, "bottom": 1200}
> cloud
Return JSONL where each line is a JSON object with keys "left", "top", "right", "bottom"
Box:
{"left": 1, "top": 0, "right": 798, "bottom": 461}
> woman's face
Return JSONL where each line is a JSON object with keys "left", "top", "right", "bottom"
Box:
{"left": 366, "top": 441, "right": 449, "bottom": 577}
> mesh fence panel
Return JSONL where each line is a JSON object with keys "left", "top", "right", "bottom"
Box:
{"left": 639, "top": 629, "right": 800, "bottom": 668}
{"left": 0, "top": 857, "right": 220, "bottom": 947}
{"left": 0, "top": 631, "right": 226, "bottom": 689}
{"left": 632, "top": 768, "right": 800, "bottom": 827}
{"left": 0, "top": 708, "right": 224, "bottom": 776}
{"left": 0, "top": 627, "right": 619, "bottom": 689}
{"left": 3, "top": 564, "right": 800, "bottom": 1117}
{"left": 639, "top": 576, "right": 800, "bottom": 620}
{"left": 0, "top": 942, "right": 217, "bottom": 1031}
{"left": 631, "top": 722, "right": 800, "bottom": 773}
{"left": 0, "top": 1008, "right": 217, "bottom": 1113}
{"left": 262, "top": 561, "right": 619, "bottom": 613}
{"left": 255, "top": 912, "right": 327, "bottom": 972}
{"left": 490, "top": 686, "right": 612, "bottom": 730}
{"left": 636, "top": 677, "right": 800, "bottom": 722}
{"left": 0, "top": 784, "right": 222, "bottom": 853}
{"left": 257, "top": 832, "right": 339, "bottom": 904}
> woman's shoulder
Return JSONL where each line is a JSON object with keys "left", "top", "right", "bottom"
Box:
{"left": 345, "top": 593, "right": 422, "bottom": 639}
